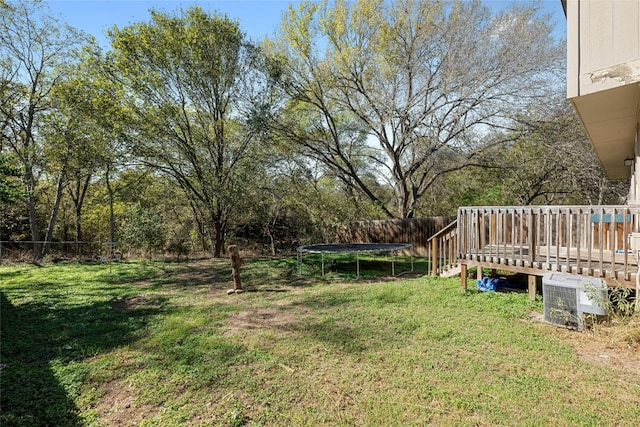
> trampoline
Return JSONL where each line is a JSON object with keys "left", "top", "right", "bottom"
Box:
{"left": 297, "top": 243, "right": 413, "bottom": 277}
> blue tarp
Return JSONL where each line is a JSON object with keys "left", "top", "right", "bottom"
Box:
{"left": 476, "top": 277, "right": 508, "bottom": 292}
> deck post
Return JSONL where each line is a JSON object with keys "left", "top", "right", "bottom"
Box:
{"left": 528, "top": 275, "right": 537, "bottom": 300}
{"left": 461, "top": 263, "right": 468, "bottom": 291}
{"left": 476, "top": 266, "right": 483, "bottom": 281}
{"left": 529, "top": 213, "right": 537, "bottom": 266}
{"left": 431, "top": 236, "right": 438, "bottom": 276}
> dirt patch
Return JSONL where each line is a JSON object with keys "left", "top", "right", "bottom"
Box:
{"left": 93, "top": 379, "right": 157, "bottom": 426}
{"left": 110, "top": 295, "right": 161, "bottom": 313}
{"left": 225, "top": 306, "right": 308, "bottom": 335}
{"left": 530, "top": 311, "right": 640, "bottom": 377}
{"left": 563, "top": 327, "right": 640, "bottom": 376}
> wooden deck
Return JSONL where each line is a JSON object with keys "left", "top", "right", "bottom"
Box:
{"left": 427, "top": 205, "right": 640, "bottom": 296}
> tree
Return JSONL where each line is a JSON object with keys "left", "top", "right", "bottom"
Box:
{"left": 268, "top": 0, "right": 564, "bottom": 218}
{"left": 244, "top": 153, "right": 388, "bottom": 252}
{"left": 0, "top": 0, "right": 86, "bottom": 256}
{"left": 496, "top": 100, "right": 628, "bottom": 206}
{"left": 424, "top": 98, "right": 628, "bottom": 212}
{"left": 121, "top": 203, "right": 165, "bottom": 258}
{"left": 108, "top": 7, "right": 271, "bottom": 257}
{"left": 48, "top": 45, "right": 119, "bottom": 246}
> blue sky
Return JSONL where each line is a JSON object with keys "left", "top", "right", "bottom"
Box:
{"left": 45, "top": 0, "right": 566, "bottom": 48}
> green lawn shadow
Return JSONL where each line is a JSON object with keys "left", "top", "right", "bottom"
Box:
{"left": 0, "top": 290, "right": 168, "bottom": 426}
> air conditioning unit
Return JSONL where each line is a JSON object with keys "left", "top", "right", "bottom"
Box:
{"left": 542, "top": 273, "right": 607, "bottom": 331}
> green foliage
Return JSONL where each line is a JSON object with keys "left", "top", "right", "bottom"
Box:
{"left": 421, "top": 99, "right": 627, "bottom": 214}
{"left": 121, "top": 204, "right": 165, "bottom": 255}
{"left": 606, "top": 286, "right": 637, "bottom": 317}
{"left": 0, "top": 0, "right": 630, "bottom": 259}
{"left": 0, "top": 154, "right": 24, "bottom": 204}
{"left": 107, "top": 6, "right": 275, "bottom": 257}
{"left": 1, "top": 0, "right": 89, "bottom": 248}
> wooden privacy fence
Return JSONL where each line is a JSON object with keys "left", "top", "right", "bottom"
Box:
{"left": 334, "top": 217, "right": 456, "bottom": 257}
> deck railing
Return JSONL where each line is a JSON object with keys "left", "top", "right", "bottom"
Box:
{"left": 426, "top": 220, "right": 460, "bottom": 276}
{"left": 453, "top": 205, "right": 640, "bottom": 285}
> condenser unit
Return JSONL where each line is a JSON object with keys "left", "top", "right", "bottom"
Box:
{"left": 542, "top": 273, "right": 607, "bottom": 331}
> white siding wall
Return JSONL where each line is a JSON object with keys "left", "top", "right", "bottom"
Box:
{"left": 576, "top": 0, "right": 640, "bottom": 96}
{"left": 567, "top": 0, "right": 640, "bottom": 193}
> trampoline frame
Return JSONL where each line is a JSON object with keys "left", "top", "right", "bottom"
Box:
{"left": 297, "top": 243, "right": 413, "bottom": 278}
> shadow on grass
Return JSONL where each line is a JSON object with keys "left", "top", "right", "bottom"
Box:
{"left": 301, "top": 321, "right": 369, "bottom": 353}
{"left": 140, "top": 257, "right": 317, "bottom": 291}
{"left": 0, "top": 290, "right": 168, "bottom": 426}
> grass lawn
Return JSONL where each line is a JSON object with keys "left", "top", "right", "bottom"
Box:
{"left": 1, "top": 256, "right": 639, "bottom": 426}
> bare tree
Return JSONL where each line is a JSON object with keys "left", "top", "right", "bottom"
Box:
{"left": 503, "top": 100, "right": 628, "bottom": 206}
{"left": 268, "top": 0, "right": 564, "bottom": 218}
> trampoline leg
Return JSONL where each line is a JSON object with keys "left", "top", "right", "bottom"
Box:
{"left": 322, "top": 253, "right": 325, "bottom": 276}
{"left": 357, "top": 253, "right": 360, "bottom": 278}
{"left": 392, "top": 253, "right": 396, "bottom": 276}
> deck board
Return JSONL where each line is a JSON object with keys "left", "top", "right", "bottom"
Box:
{"left": 461, "top": 244, "right": 637, "bottom": 287}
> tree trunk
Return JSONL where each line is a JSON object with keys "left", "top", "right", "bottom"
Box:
{"left": 41, "top": 167, "right": 67, "bottom": 257}
{"left": 267, "top": 228, "right": 275, "bottom": 256}
{"left": 25, "top": 165, "right": 41, "bottom": 259}
{"left": 106, "top": 164, "right": 115, "bottom": 245}
{"left": 211, "top": 204, "right": 227, "bottom": 258}
{"left": 214, "top": 220, "right": 224, "bottom": 258}
{"left": 72, "top": 172, "right": 92, "bottom": 245}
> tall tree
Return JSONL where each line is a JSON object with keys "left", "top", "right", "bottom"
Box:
{"left": 0, "top": 0, "right": 86, "bottom": 255}
{"left": 108, "top": 7, "right": 270, "bottom": 257}
{"left": 50, "top": 45, "right": 118, "bottom": 246}
{"left": 268, "top": 0, "right": 564, "bottom": 218}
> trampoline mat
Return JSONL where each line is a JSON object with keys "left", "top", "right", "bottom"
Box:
{"left": 298, "top": 243, "right": 412, "bottom": 254}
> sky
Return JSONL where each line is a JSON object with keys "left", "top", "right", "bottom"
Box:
{"left": 45, "top": 0, "right": 567, "bottom": 48}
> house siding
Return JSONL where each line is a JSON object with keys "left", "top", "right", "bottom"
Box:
{"left": 566, "top": 0, "right": 640, "bottom": 186}
{"left": 570, "top": 0, "right": 640, "bottom": 96}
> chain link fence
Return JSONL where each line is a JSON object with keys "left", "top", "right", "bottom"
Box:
{"left": 0, "top": 241, "right": 105, "bottom": 263}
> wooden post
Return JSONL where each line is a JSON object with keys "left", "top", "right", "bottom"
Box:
{"left": 461, "top": 263, "right": 468, "bottom": 291}
{"left": 529, "top": 213, "right": 538, "bottom": 265}
{"left": 228, "top": 245, "right": 244, "bottom": 294}
{"left": 431, "top": 237, "right": 438, "bottom": 276}
{"left": 528, "top": 275, "right": 537, "bottom": 300}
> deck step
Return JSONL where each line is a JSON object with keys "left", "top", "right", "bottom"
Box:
{"left": 439, "top": 265, "right": 461, "bottom": 278}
